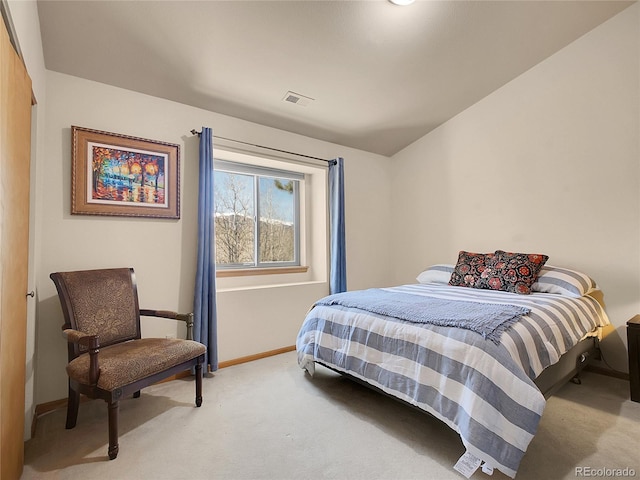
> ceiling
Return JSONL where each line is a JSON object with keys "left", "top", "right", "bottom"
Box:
{"left": 37, "top": 0, "right": 634, "bottom": 156}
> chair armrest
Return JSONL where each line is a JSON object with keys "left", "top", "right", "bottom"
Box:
{"left": 63, "top": 328, "right": 99, "bottom": 349}
{"left": 139, "top": 309, "right": 195, "bottom": 340}
{"left": 62, "top": 329, "right": 100, "bottom": 385}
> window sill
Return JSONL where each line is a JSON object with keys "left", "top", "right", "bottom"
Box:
{"left": 216, "top": 266, "right": 309, "bottom": 278}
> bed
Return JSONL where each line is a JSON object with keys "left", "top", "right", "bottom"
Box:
{"left": 296, "top": 256, "right": 610, "bottom": 478}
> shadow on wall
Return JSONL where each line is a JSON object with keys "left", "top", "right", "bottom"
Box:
{"left": 177, "top": 133, "right": 200, "bottom": 314}
{"left": 599, "top": 323, "right": 632, "bottom": 373}
{"left": 34, "top": 293, "right": 72, "bottom": 404}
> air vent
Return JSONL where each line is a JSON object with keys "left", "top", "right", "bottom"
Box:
{"left": 282, "top": 91, "right": 314, "bottom": 107}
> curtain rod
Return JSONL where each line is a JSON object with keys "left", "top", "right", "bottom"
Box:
{"left": 190, "top": 129, "right": 336, "bottom": 165}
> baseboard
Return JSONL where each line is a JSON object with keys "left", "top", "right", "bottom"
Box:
{"left": 584, "top": 364, "right": 630, "bottom": 381}
{"left": 31, "top": 345, "right": 297, "bottom": 437}
{"left": 218, "top": 345, "right": 296, "bottom": 369}
{"left": 31, "top": 396, "right": 92, "bottom": 438}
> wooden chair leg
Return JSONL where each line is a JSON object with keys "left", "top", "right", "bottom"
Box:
{"left": 66, "top": 382, "right": 80, "bottom": 429}
{"left": 195, "top": 363, "right": 203, "bottom": 407}
{"left": 107, "top": 400, "right": 119, "bottom": 460}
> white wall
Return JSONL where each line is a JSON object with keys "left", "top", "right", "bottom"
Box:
{"left": 391, "top": 4, "right": 640, "bottom": 372}
{"left": 35, "top": 71, "right": 392, "bottom": 404}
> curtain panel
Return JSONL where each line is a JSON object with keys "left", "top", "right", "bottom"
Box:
{"left": 193, "top": 127, "right": 218, "bottom": 371}
{"left": 329, "top": 157, "right": 346, "bottom": 294}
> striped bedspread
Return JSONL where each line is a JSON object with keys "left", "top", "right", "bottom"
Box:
{"left": 296, "top": 283, "right": 609, "bottom": 478}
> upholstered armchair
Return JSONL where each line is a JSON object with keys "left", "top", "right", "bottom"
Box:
{"left": 50, "top": 268, "right": 206, "bottom": 460}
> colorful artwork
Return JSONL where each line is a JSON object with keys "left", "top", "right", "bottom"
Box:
{"left": 71, "top": 126, "right": 180, "bottom": 219}
{"left": 88, "top": 143, "right": 167, "bottom": 207}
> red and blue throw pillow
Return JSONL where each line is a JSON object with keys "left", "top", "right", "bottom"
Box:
{"left": 449, "top": 250, "right": 548, "bottom": 295}
{"left": 477, "top": 250, "right": 549, "bottom": 295}
{"left": 448, "top": 251, "right": 495, "bottom": 288}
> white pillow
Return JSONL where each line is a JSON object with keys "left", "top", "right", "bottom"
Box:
{"left": 531, "top": 265, "right": 596, "bottom": 297}
{"left": 416, "top": 264, "right": 454, "bottom": 285}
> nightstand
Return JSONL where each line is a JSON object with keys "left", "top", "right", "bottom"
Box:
{"left": 628, "top": 314, "right": 640, "bottom": 402}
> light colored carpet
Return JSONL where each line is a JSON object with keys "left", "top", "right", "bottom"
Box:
{"left": 23, "top": 351, "right": 640, "bottom": 480}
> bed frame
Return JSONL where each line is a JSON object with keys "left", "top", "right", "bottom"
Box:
{"left": 534, "top": 335, "right": 599, "bottom": 398}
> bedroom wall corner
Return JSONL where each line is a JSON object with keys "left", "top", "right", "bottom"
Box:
{"left": 389, "top": 3, "right": 640, "bottom": 373}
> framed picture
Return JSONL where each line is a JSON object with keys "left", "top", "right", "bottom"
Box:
{"left": 71, "top": 126, "right": 180, "bottom": 219}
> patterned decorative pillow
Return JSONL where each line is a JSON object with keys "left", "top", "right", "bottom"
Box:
{"left": 448, "top": 251, "right": 494, "bottom": 288}
{"left": 477, "top": 250, "right": 549, "bottom": 295}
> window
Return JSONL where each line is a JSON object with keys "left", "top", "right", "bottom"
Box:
{"left": 214, "top": 159, "right": 303, "bottom": 270}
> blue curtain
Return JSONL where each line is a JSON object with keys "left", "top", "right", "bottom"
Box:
{"left": 193, "top": 127, "right": 218, "bottom": 371}
{"left": 329, "top": 157, "right": 347, "bottom": 294}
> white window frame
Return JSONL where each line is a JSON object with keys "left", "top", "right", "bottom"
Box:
{"left": 214, "top": 159, "right": 303, "bottom": 270}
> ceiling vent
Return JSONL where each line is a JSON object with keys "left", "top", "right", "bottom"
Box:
{"left": 282, "top": 91, "right": 314, "bottom": 107}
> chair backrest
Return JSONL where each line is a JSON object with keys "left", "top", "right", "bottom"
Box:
{"left": 50, "top": 268, "right": 142, "bottom": 359}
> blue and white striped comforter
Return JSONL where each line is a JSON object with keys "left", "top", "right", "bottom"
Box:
{"left": 296, "top": 283, "right": 609, "bottom": 478}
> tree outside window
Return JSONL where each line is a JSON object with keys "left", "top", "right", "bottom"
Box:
{"left": 214, "top": 161, "right": 301, "bottom": 268}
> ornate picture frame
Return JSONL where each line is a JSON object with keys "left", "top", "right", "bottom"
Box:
{"left": 71, "top": 126, "right": 180, "bottom": 219}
